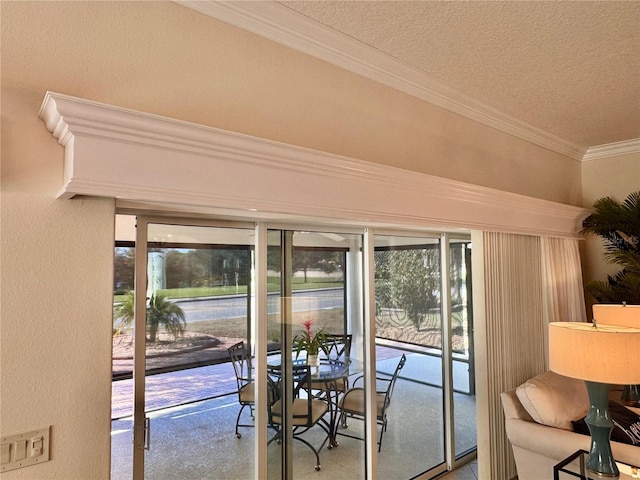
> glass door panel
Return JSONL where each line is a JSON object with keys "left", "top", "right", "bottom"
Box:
{"left": 450, "top": 240, "right": 476, "bottom": 458}
{"left": 265, "top": 229, "right": 366, "bottom": 480}
{"left": 111, "top": 219, "right": 136, "bottom": 479}
{"left": 117, "top": 220, "right": 257, "bottom": 480}
{"left": 374, "top": 234, "right": 446, "bottom": 478}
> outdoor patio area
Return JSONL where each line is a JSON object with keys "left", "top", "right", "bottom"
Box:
{"left": 111, "top": 347, "right": 476, "bottom": 479}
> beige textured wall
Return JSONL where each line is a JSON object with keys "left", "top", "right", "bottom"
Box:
{"left": 2, "top": 1, "right": 581, "bottom": 203}
{"left": 1, "top": 89, "right": 115, "bottom": 478}
{"left": 581, "top": 153, "right": 640, "bottom": 307}
{"left": 1, "top": 1, "right": 584, "bottom": 478}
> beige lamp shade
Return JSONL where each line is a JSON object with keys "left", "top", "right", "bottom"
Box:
{"left": 549, "top": 322, "right": 640, "bottom": 385}
{"left": 593, "top": 304, "right": 640, "bottom": 328}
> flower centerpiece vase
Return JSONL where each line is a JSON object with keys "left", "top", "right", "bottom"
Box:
{"left": 307, "top": 353, "right": 320, "bottom": 368}
{"left": 293, "top": 320, "right": 327, "bottom": 371}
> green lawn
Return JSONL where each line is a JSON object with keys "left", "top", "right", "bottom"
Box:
{"left": 114, "top": 278, "right": 344, "bottom": 303}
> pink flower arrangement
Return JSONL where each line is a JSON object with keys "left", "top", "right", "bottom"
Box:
{"left": 293, "top": 320, "right": 328, "bottom": 357}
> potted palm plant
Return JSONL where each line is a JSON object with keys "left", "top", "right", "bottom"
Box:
{"left": 582, "top": 191, "right": 640, "bottom": 405}
{"left": 581, "top": 191, "right": 640, "bottom": 304}
{"left": 293, "top": 320, "right": 328, "bottom": 367}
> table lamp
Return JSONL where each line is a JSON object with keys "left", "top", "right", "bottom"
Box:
{"left": 593, "top": 304, "right": 640, "bottom": 329}
{"left": 593, "top": 304, "right": 640, "bottom": 407}
{"left": 549, "top": 321, "right": 640, "bottom": 478}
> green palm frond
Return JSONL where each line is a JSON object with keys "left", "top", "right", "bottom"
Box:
{"left": 147, "top": 293, "right": 186, "bottom": 341}
{"left": 582, "top": 191, "right": 640, "bottom": 305}
{"left": 585, "top": 280, "right": 617, "bottom": 304}
{"left": 113, "top": 291, "right": 186, "bottom": 341}
{"left": 586, "top": 271, "right": 640, "bottom": 305}
{"left": 114, "top": 290, "right": 135, "bottom": 329}
{"left": 604, "top": 250, "right": 640, "bottom": 274}
{"left": 582, "top": 191, "right": 640, "bottom": 253}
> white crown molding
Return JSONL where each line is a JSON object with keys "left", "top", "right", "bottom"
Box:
{"left": 39, "top": 92, "right": 588, "bottom": 238}
{"left": 175, "top": 0, "right": 586, "bottom": 161}
{"left": 582, "top": 138, "right": 640, "bottom": 161}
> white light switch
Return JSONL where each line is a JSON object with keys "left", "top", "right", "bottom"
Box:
{"left": 0, "top": 426, "right": 50, "bottom": 472}
{"left": 14, "top": 440, "right": 26, "bottom": 461}
{"left": 0, "top": 444, "right": 10, "bottom": 464}
{"left": 30, "top": 436, "right": 43, "bottom": 457}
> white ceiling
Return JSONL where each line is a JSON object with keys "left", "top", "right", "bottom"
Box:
{"left": 179, "top": 0, "right": 640, "bottom": 160}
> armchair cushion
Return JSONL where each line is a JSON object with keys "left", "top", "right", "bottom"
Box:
{"left": 515, "top": 371, "right": 588, "bottom": 430}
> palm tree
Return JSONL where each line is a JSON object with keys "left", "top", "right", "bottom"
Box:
{"left": 146, "top": 293, "right": 186, "bottom": 343}
{"left": 113, "top": 290, "right": 135, "bottom": 335}
{"left": 113, "top": 290, "right": 186, "bottom": 342}
{"left": 581, "top": 191, "right": 640, "bottom": 304}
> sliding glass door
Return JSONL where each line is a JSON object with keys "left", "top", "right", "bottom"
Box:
{"left": 111, "top": 216, "right": 475, "bottom": 480}
{"left": 265, "top": 228, "right": 367, "bottom": 479}
{"left": 373, "top": 233, "right": 476, "bottom": 478}
{"left": 110, "top": 217, "right": 258, "bottom": 479}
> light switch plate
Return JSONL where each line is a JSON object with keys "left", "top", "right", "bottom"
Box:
{"left": 0, "top": 426, "right": 50, "bottom": 472}
{"left": 0, "top": 443, "right": 10, "bottom": 464}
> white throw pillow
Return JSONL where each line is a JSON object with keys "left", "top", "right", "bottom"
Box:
{"left": 516, "top": 371, "right": 589, "bottom": 430}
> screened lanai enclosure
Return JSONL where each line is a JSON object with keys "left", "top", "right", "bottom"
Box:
{"left": 111, "top": 215, "right": 476, "bottom": 479}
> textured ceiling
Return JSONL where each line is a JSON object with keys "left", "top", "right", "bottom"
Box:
{"left": 275, "top": 1, "right": 640, "bottom": 150}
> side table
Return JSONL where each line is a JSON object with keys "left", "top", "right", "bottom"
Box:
{"left": 554, "top": 450, "right": 640, "bottom": 480}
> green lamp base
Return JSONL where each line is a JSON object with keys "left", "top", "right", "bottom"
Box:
{"left": 584, "top": 381, "right": 619, "bottom": 478}
{"left": 622, "top": 384, "right": 640, "bottom": 408}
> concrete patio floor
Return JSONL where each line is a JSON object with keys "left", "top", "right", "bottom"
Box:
{"left": 111, "top": 348, "right": 476, "bottom": 479}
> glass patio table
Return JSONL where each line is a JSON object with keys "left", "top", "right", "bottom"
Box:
{"left": 267, "top": 355, "right": 363, "bottom": 448}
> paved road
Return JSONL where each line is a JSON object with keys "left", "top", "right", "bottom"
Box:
{"left": 174, "top": 288, "right": 343, "bottom": 323}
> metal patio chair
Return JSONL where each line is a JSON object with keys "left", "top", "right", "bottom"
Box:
{"left": 228, "top": 341, "right": 255, "bottom": 438}
{"left": 337, "top": 354, "right": 407, "bottom": 451}
{"left": 267, "top": 363, "right": 331, "bottom": 471}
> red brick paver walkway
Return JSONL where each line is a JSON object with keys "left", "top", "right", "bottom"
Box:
{"left": 111, "top": 345, "right": 405, "bottom": 419}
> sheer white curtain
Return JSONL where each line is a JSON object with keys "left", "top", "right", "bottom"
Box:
{"left": 473, "top": 231, "right": 546, "bottom": 480}
{"left": 474, "top": 233, "right": 586, "bottom": 479}
{"left": 540, "top": 236, "right": 586, "bottom": 370}
{"left": 541, "top": 236, "right": 586, "bottom": 325}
